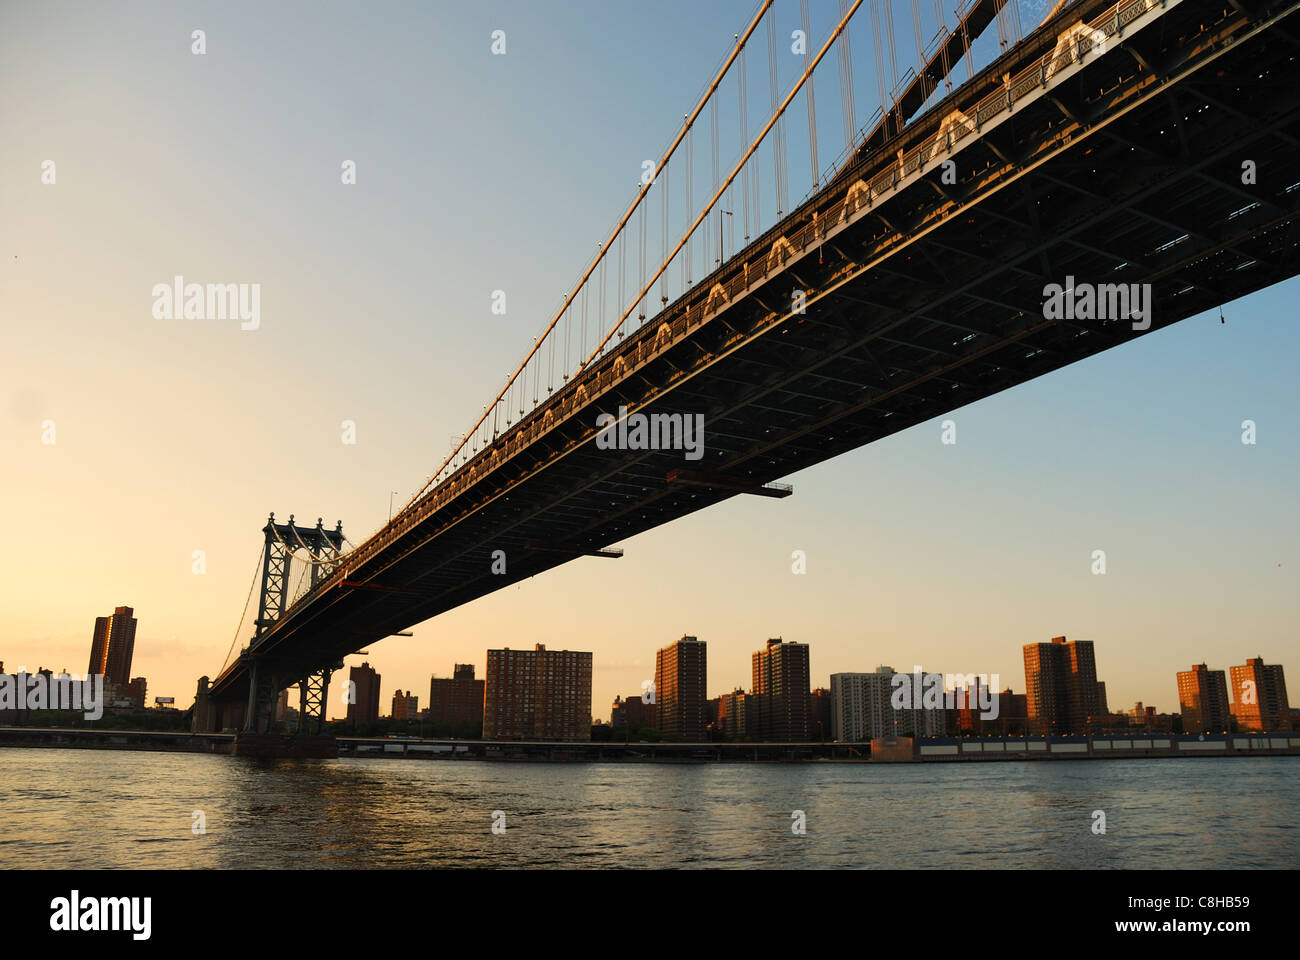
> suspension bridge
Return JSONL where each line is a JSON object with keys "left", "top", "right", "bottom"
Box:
{"left": 193, "top": 0, "right": 1300, "bottom": 750}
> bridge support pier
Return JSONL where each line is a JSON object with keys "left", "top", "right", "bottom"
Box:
{"left": 296, "top": 668, "right": 332, "bottom": 736}
{"left": 243, "top": 660, "right": 281, "bottom": 734}
{"left": 230, "top": 663, "right": 338, "bottom": 757}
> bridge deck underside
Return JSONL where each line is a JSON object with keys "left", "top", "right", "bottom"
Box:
{"left": 212, "top": 0, "right": 1300, "bottom": 701}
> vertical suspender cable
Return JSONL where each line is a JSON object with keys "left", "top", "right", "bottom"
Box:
{"left": 935, "top": 0, "right": 952, "bottom": 92}
{"left": 962, "top": 14, "right": 974, "bottom": 82}
{"left": 580, "top": 283, "right": 588, "bottom": 368}
{"left": 682, "top": 128, "right": 689, "bottom": 289}
{"left": 910, "top": 0, "right": 924, "bottom": 87}
{"left": 618, "top": 230, "right": 625, "bottom": 338}
{"left": 598, "top": 252, "right": 606, "bottom": 354}
{"left": 661, "top": 160, "right": 670, "bottom": 304}
{"left": 727, "top": 184, "right": 735, "bottom": 255}
{"left": 739, "top": 42, "right": 751, "bottom": 244}
{"left": 752, "top": 40, "right": 762, "bottom": 231}
{"left": 837, "top": 0, "right": 856, "bottom": 152}
{"left": 767, "top": 13, "right": 786, "bottom": 215}
{"left": 638, "top": 201, "right": 646, "bottom": 320}
{"left": 885, "top": 0, "right": 899, "bottom": 102}
{"left": 801, "top": 0, "right": 819, "bottom": 188}
{"left": 711, "top": 92, "right": 719, "bottom": 267}
{"left": 869, "top": 0, "right": 887, "bottom": 120}
{"left": 582, "top": 0, "right": 863, "bottom": 370}
{"left": 873, "top": 1, "right": 883, "bottom": 117}
{"left": 686, "top": 122, "right": 694, "bottom": 286}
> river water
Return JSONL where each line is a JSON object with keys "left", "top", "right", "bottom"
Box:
{"left": 1, "top": 749, "right": 1295, "bottom": 868}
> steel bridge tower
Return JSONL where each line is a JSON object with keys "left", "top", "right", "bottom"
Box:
{"left": 241, "top": 512, "right": 346, "bottom": 736}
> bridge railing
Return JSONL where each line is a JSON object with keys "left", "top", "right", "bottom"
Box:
{"left": 294, "top": 0, "right": 1164, "bottom": 613}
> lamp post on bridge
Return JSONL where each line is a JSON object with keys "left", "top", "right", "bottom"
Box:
{"left": 717, "top": 209, "right": 733, "bottom": 266}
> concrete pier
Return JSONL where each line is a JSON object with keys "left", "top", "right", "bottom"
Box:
{"left": 231, "top": 733, "right": 337, "bottom": 759}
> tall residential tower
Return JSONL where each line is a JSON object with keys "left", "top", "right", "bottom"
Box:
{"left": 1022, "top": 636, "right": 1103, "bottom": 734}
{"left": 87, "top": 606, "right": 138, "bottom": 685}
{"left": 752, "top": 638, "right": 811, "bottom": 740}
{"left": 655, "top": 635, "right": 708, "bottom": 740}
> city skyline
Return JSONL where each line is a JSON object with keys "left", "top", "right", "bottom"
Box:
{"left": 3, "top": 602, "right": 1295, "bottom": 727}
{"left": 3, "top": 0, "right": 1296, "bottom": 726}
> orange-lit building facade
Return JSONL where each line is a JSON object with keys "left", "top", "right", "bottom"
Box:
{"left": 1023, "top": 636, "right": 1102, "bottom": 734}
{"left": 391, "top": 689, "right": 418, "bottom": 721}
{"left": 1229, "top": 658, "right": 1290, "bottom": 732}
{"left": 1176, "top": 663, "right": 1231, "bottom": 733}
{"left": 88, "top": 606, "right": 138, "bottom": 686}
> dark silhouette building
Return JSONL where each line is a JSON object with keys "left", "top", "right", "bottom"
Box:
{"left": 347, "top": 661, "right": 381, "bottom": 726}
{"left": 610, "top": 693, "right": 654, "bottom": 730}
{"left": 808, "top": 687, "right": 831, "bottom": 740}
{"left": 111, "top": 677, "right": 147, "bottom": 709}
{"left": 655, "top": 635, "right": 707, "bottom": 740}
{"left": 428, "top": 663, "right": 485, "bottom": 733}
{"left": 87, "top": 606, "right": 137, "bottom": 685}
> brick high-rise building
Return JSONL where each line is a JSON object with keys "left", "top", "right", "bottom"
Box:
{"left": 391, "top": 689, "right": 419, "bottom": 721}
{"left": 347, "top": 661, "right": 381, "bottom": 726}
{"left": 1063, "top": 638, "right": 1100, "bottom": 729}
{"left": 655, "top": 635, "right": 707, "bottom": 740}
{"left": 1022, "top": 642, "right": 1063, "bottom": 732}
{"left": 88, "top": 606, "right": 138, "bottom": 686}
{"left": 483, "top": 644, "right": 592, "bottom": 740}
{"left": 1229, "top": 658, "right": 1289, "bottom": 732}
{"left": 1023, "top": 636, "right": 1103, "bottom": 734}
{"left": 752, "top": 638, "right": 811, "bottom": 740}
{"left": 1177, "top": 663, "right": 1231, "bottom": 733}
{"left": 428, "top": 663, "right": 485, "bottom": 733}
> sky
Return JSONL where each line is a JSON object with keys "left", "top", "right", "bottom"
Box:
{"left": 1, "top": 0, "right": 1295, "bottom": 723}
